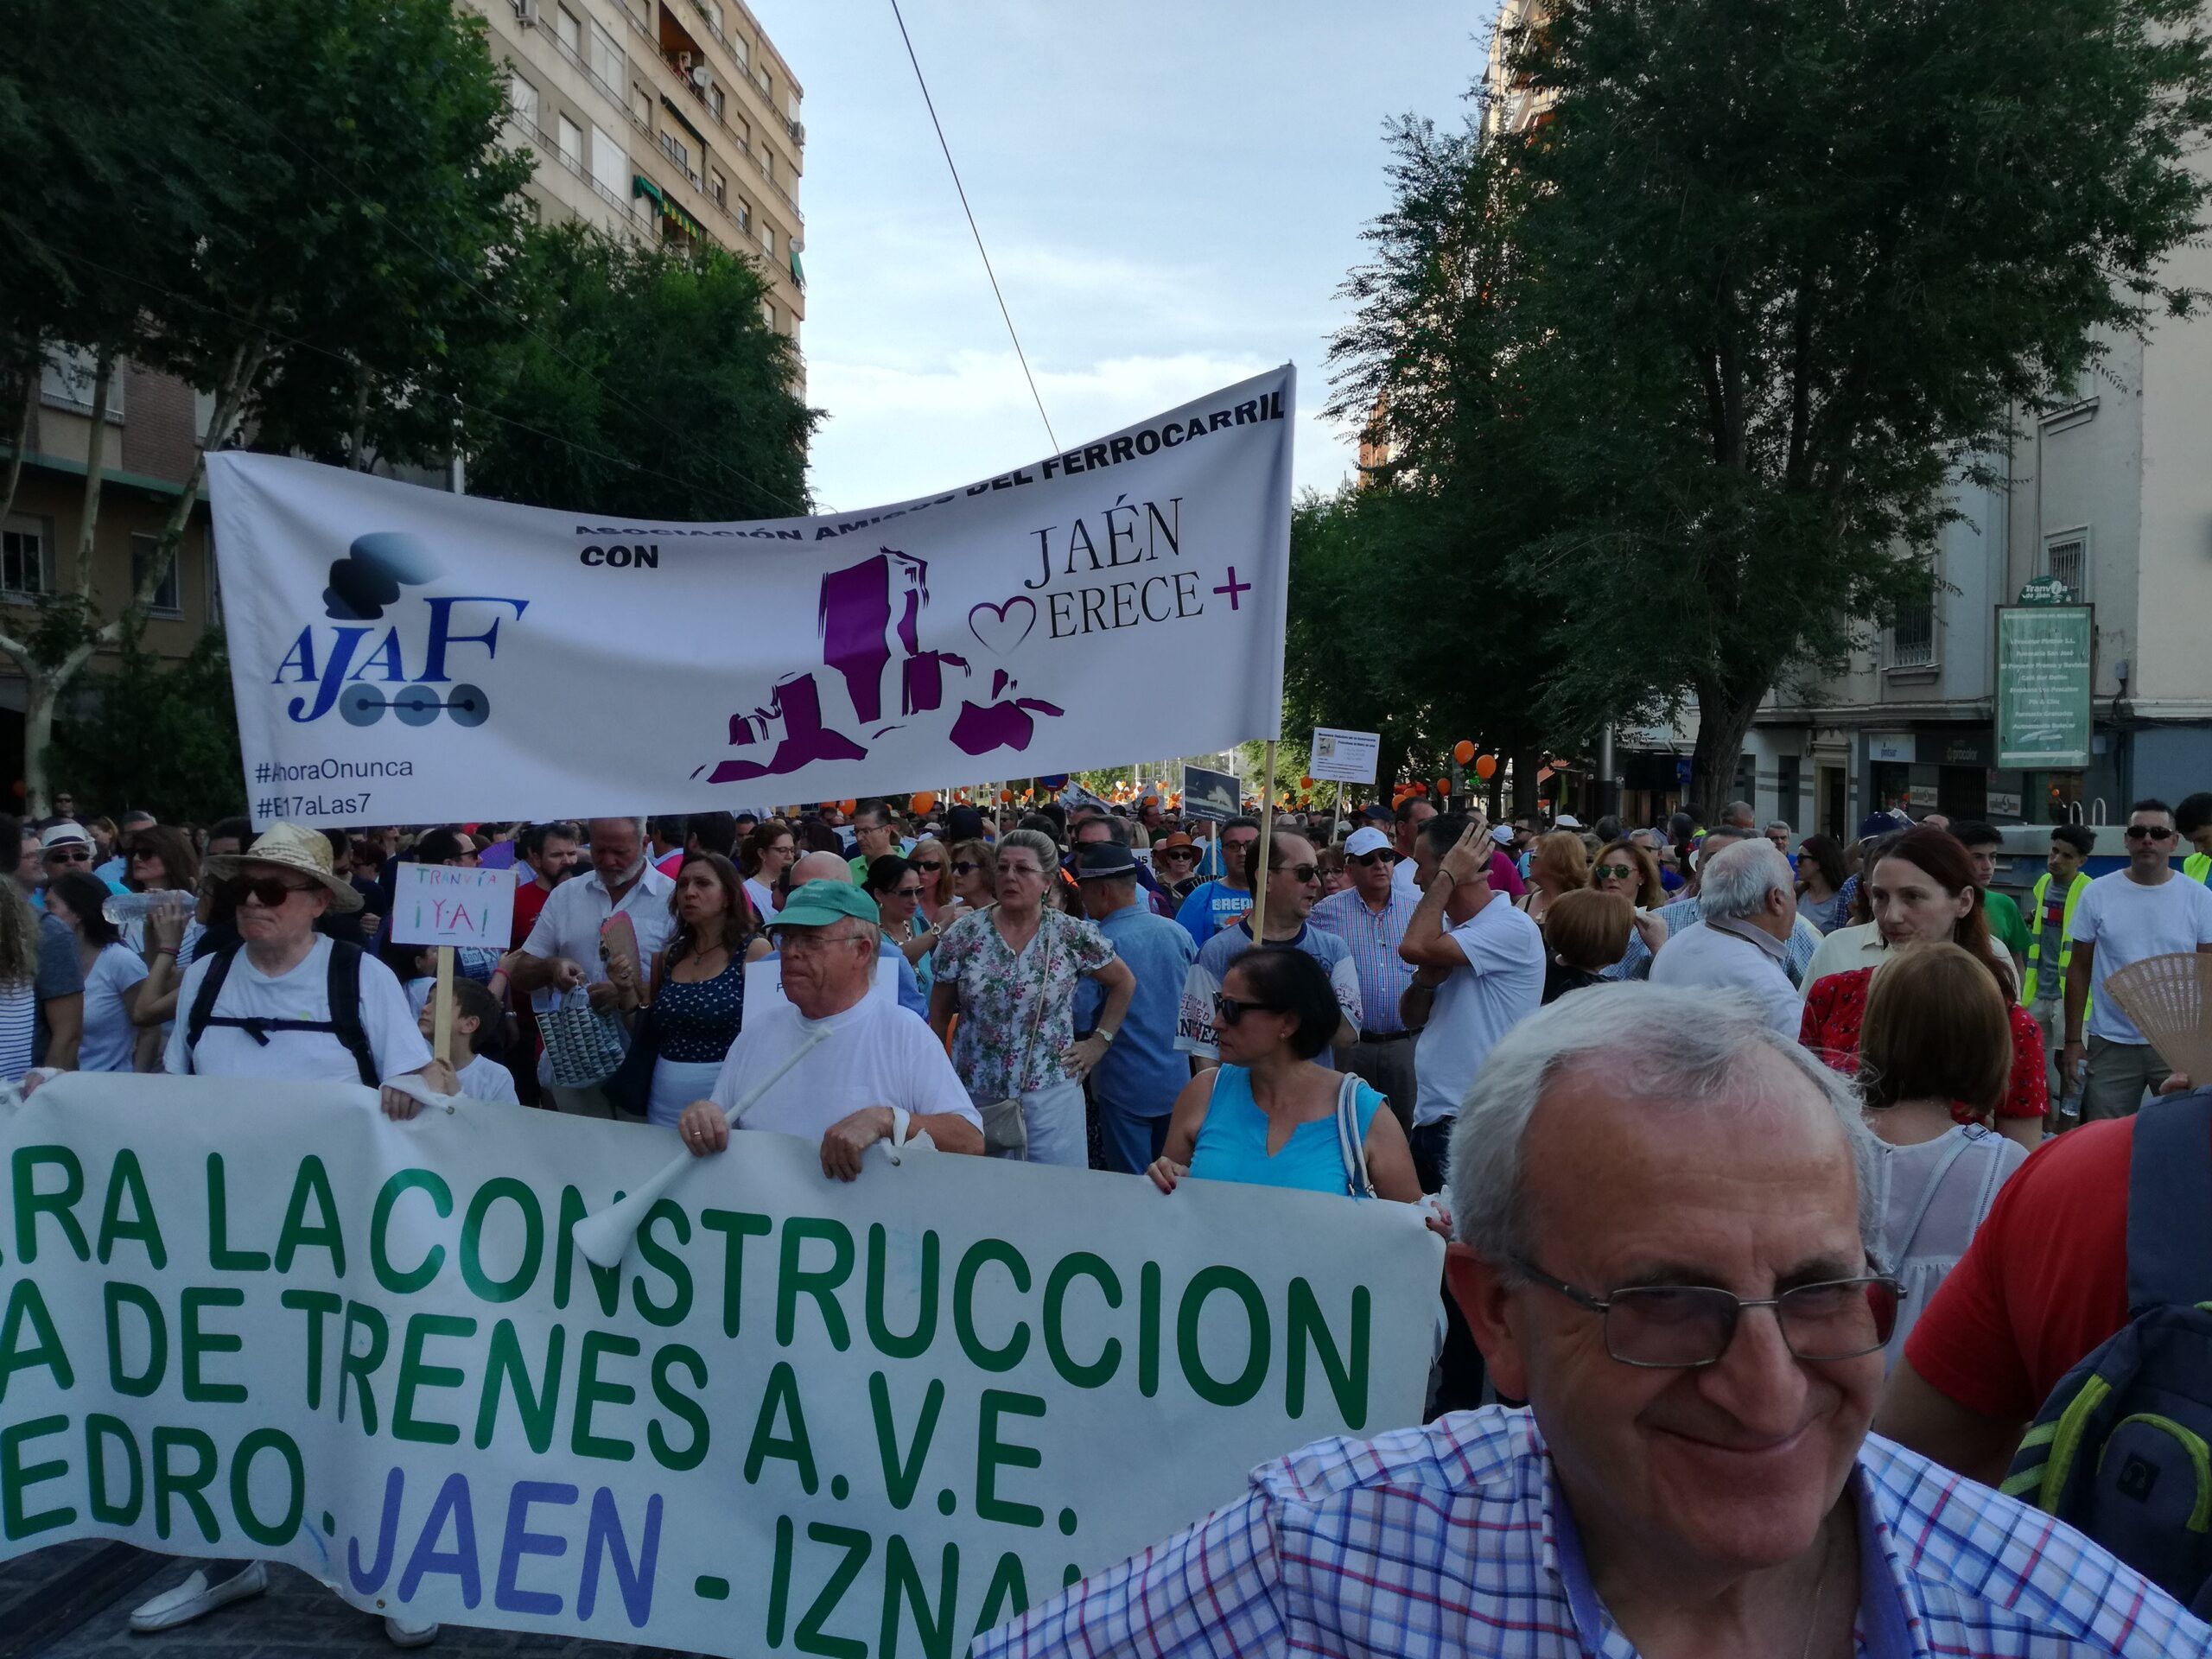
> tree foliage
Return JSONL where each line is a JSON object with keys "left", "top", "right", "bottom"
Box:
{"left": 1331, "top": 0, "right": 2212, "bottom": 810}
{"left": 51, "top": 632, "right": 245, "bottom": 823}
{"left": 467, "top": 224, "right": 816, "bottom": 522}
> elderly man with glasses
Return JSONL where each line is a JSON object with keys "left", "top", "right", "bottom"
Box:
{"left": 2062, "top": 797, "right": 2212, "bottom": 1121}
{"left": 677, "top": 880, "right": 982, "bottom": 1178}
{"left": 975, "top": 986, "right": 2210, "bottom": 1659}
{"left": 1311, "top": 823, "right": 1420, "bottom": 1126}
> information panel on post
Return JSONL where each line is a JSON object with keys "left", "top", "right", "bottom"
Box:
{"left": 1995, "top": 604, "right": 2093, "bottom": 771}
{"left": 1308, "top": 727, "right": 1380, "bottom": 785}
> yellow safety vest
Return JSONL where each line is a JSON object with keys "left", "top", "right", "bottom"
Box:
{"left": 2187, "top": 850, "right": 2211, "bottom": 886}
{"left": 2023, "top": 871, "right": 2091, "bottom": 1003}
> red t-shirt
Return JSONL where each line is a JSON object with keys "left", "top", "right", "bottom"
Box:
{"left": 1903, "top": 1117, "right": 2137, "bottom": 1421}
{"left": 511, "top": 878, "right": 551, "bottom": 951}
{"left": 1799, "top": 965, "right": 2047, "bottom": 1122}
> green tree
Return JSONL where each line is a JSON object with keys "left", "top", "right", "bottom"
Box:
{"left": 1503, "top": 0, "right": 2212, "bottom": 804}
{"left": 467, "top": 224, "right": 815, "bottom": 521}
{"left": 51, "top": 632, "right": 245, "bottom": 823}
{"left": 0, "top": 0, "right": 531, "bottom": 813}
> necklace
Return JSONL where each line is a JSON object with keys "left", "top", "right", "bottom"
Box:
{"left": 1797, "top": 1518, "right": 1835, "bottom": 1659}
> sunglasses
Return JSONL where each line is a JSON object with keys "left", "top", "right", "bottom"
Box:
{"left": 1212, "top": 992, "right": 1281, "bottom": 1027}
{"left": 44, "top": 848, "right": 92, "bottom": 864}
{"left": 1160, "top": 848, "right": 1198, "bottom": 860}
{"left": 952, "top": 861, "right": 984, "bottom": 874}
{"left": 911, "top": 860, "right": 946, "bottom": 873}
{"left": 1593, "top": 863, "right": 1636, "bottom": 880}
{"left": 1272, "top": 862, "right": 1320, "bottom": 883}
{"left": 224, "top": 874, "right": 316, "bottom": 908}
{"left": 893, "top": 884, "right": 926, "bottom": 899}
{"left": 2125, "top": 824, "right": 2177, "bottom": 842}
{"left": 1350, "top": 850, "right": 1393, "bottom": 868}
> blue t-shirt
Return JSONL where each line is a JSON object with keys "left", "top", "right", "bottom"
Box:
{"left": 1188, "top": 1064, "right": 1385, "bottom": 1199}
{"left": 1174, "top": 879, "right": 1253, "bottom": 946}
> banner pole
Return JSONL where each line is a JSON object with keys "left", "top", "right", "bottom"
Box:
{"left": 1250, "top": 740, "right": 1278, "bottom": 942}
{"left": 1331, "top": 779, "right": 1344, "bottom": 845}
{"left": 432, "top": 944, "right": 455, "bottom": 1065}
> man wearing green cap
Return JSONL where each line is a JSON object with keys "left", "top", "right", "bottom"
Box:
{"left": 677, "top": 876, "right": 983, "bottom": 1179}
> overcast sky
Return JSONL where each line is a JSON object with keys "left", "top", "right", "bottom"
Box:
{"left": 755, "top": 3, "right": 1494, "bottom": 514}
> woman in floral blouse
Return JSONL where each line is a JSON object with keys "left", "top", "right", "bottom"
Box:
{"left": 930, "top": 829, "right": 1135, "bottom": 1168}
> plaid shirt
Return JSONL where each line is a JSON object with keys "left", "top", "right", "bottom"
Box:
{"left": 970, "top": 1408, "right": 2211, "bottom": 1658}
{"left": 1312, "top": 883, "right": 1421, "bottom": 1035}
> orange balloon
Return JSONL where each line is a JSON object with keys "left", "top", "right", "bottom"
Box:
{"left": 1452, "top": 741, "right": 1476, "bottom": 766}
{"left": 1436, "top": 776, "right": 1452, "bottom": 795}
{"left": 1474, "top": 754, "right": 1498, "bottom": 780}
{"left": 910, "top": 791, "right": 937, "bottom": 815}
{"left": 1000, "top": 789, "right": 1013, "bottom": 803}
{"left": 839, "top": 798, "right": 858, "bottom": 814}
{"left": 1301, "top": 775, "right": 1316, "bottom": 790}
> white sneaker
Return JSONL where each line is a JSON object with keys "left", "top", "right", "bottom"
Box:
{"left": 130, "top": 1560, "right": 269, "bottom": 1632}
{"left": 385, "top": 1615, "right": 440, "bottom": 1648}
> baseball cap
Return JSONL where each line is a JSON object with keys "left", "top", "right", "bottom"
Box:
{"left": 1073, "top": 842, "right": 1139, "bottom": 880}
{"left": 1361, "top": 804, "right": 1394, "bottom": 823}
{"left": 1857, "top": 810, "right": 1906, "bottom": 842}
{"left": 1344, "top": 826, "right": 1392, "bottom": 858}
{"left": 767, "top": 881, "right": 881, "bottom": 932}
{"left": 1490, "top": 824, "right": 1516, "bottom": 847}
{"left": 1553, "top": 813, "right": 1582, "bottom": 830}
{"left": 40, "top": 821, "right": 92, "bottom": 852}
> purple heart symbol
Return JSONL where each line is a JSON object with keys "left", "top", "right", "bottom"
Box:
{"left": 968, "top": 595, "right": 1037, "bottom": 656}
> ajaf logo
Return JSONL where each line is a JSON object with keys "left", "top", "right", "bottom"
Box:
{"left": 272, "top": 531, "right": 528, "bottom": 726}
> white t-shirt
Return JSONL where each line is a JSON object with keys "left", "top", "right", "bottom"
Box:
{"left": 745, "top": 876, "right": 780, "bottom": 922}
{"left": 455, "top": 1052, "right": 522, "bottom": 1106}
{"left": 164, "top": 937, "right": 431, "bottom": 1084}
{"left": 709, "top": 994, "right": 981, "bottom": 1141}
{"left": 1412, "top": 898, "right": 1546, "bottom": 1128}
{"left": 79, "top": 942, "right": 150, "bottom": 1072}
{"left": 2069, "top": 871, "right": 2212, "bottom": 1044}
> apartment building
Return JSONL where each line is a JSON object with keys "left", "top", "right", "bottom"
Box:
{"left": 475, "top": 0, "right": 807, "bottom": 351}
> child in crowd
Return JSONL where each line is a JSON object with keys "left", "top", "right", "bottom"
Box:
{"left": 416, "top": 976, "right": 519, "bottom": 1105}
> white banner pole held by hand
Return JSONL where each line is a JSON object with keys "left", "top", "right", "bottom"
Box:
{"left": 571, "top": 1023, "right": 830, "bottom": 1268}
{"left": 1250, "top": 738, "right": 1278, "bottom": 941}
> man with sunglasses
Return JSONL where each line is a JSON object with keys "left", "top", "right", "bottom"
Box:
{"left": 1312, "top": 824, "right": 1420, "bottom": 1124}
{"left": 2062, "top": 798, "right": 2212, "bottom": 1121}
{"left": 1176, "top": 829, "right": 1361, "bottom": 1071}
{"left": 1173, "top": 816, "right": 1262, "bottom": 944}
{"left": 976, "top": 988, "right": 2198, "bottom": 1659}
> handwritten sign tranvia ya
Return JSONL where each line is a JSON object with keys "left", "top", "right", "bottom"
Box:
{"left": 392, "top": 863, "right": 515, "bottom": 950}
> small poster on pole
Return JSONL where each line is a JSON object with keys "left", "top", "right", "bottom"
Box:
{"left": 391, "top": 862, "right": 516, "bottom": 949}
{"left": 1181, "top": 763, "right": 1243, "bottom": 823}
{"left": 1309, "top": 727, "right": 1381, "bottom": 785}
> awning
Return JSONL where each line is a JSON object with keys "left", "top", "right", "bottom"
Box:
{"left": 658, "top": 94, "right": 708, "bottom": 148}
{"left": 789, "top": 245, "right": 805, "bottom": 289}
{"left": 633, "top": 174, "right": 664, "bottom": 206}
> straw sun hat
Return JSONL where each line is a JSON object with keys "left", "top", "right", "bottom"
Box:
{"left": 202, "top": 821, "right": 364, "bottom": 912}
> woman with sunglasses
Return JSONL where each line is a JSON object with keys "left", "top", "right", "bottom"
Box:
{"left": 1151, "top": 832, "right": 1205, "bottom": 902}
{"left": 931, "top": 829, "right": 1134, "bottom": 1167}
{"left": 949, "top": 838, "right": 997, "bottom": 911}
{"left": 904, "top": 837, "right": 966, "bottom": 933}
{"left": 863, "top": 854, "right": 938, "bottom": 997}
{"left": 741, "top": 819, "right": 796, "bottom": 920}
{"left": 1147, "top": 948, "right": 1421, "bottom": 1202}
{"left": 44, "top": 869, "right": 150, "bottom": 1072}
{"left": 116, "top": 825, "right": 206, "bottom": 1039}
{"left": 1587, "top": 839, "right": 1670, "bottom": 979}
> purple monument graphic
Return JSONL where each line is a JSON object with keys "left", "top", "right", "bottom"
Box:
{"left": 706, "top": 545, "right": 1060, "bottom": 785}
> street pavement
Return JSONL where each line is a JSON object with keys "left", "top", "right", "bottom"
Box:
{"left": 0, "top": 1542, "right": 678, "bottom": 1659}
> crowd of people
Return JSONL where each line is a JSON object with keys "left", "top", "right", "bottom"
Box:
{"left": 16, "top": 781, "right": 2212, "bottom": 1651}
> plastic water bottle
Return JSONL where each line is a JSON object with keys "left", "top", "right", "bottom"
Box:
{"left": 102, "top": 890, "right": 194, "bottom": 926}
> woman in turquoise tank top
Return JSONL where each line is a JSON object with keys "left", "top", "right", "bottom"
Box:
{"left": 1147, "top": 947, "right": 1425, "bottom": 1202}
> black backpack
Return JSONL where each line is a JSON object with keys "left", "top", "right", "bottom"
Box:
{"left": 2001, "top": 1089, "right": 2212, "bottom": 1618}
{"left": 183, "top": 939, "right": 378, "bottom": 1088}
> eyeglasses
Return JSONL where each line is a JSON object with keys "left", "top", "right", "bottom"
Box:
{"left": 783, "top": 929, "right": 872, "bottom": 955}
{"left": 1271, "top": 862, "right": 1320, "bottom": 884}
{"left": 1511, "top": 1260, "right": 1903, "bottom": 1368}
{"left": 997, "top": 862, "right": 1044, "bottom": 880}
{"left": 223, "top": 874, "right": 316, "bottom": 909}
{"left": 1593, "top": 863, "right": 1635, "bottom": 880}
{"left": 952, "top": 861, "right": 984, "bottom": 874}
{"left": 1212, "top": 992, "right": 1281, "bottom": 1027}
{"left": 893, "top": 884, "right": 926, "bottom": 899}
{"left": 1350, "top": 850, "right": 1394, "bottom": 868}
{"left": 44, "top": 848, "right": 92, "bottom": 864}
{"left": 1224, "top": 837, "right": 1259, "bottom": 855}
{"left": 2125, "top": 824, "right": 2177, "bottom": 842}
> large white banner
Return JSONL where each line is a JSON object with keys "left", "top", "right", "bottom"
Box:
{"left": 208, "top": 368, "right": 1294, "bottom": 827}
{"left": 0, "top": 1075, "right": 1439, "bottom": 1653}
